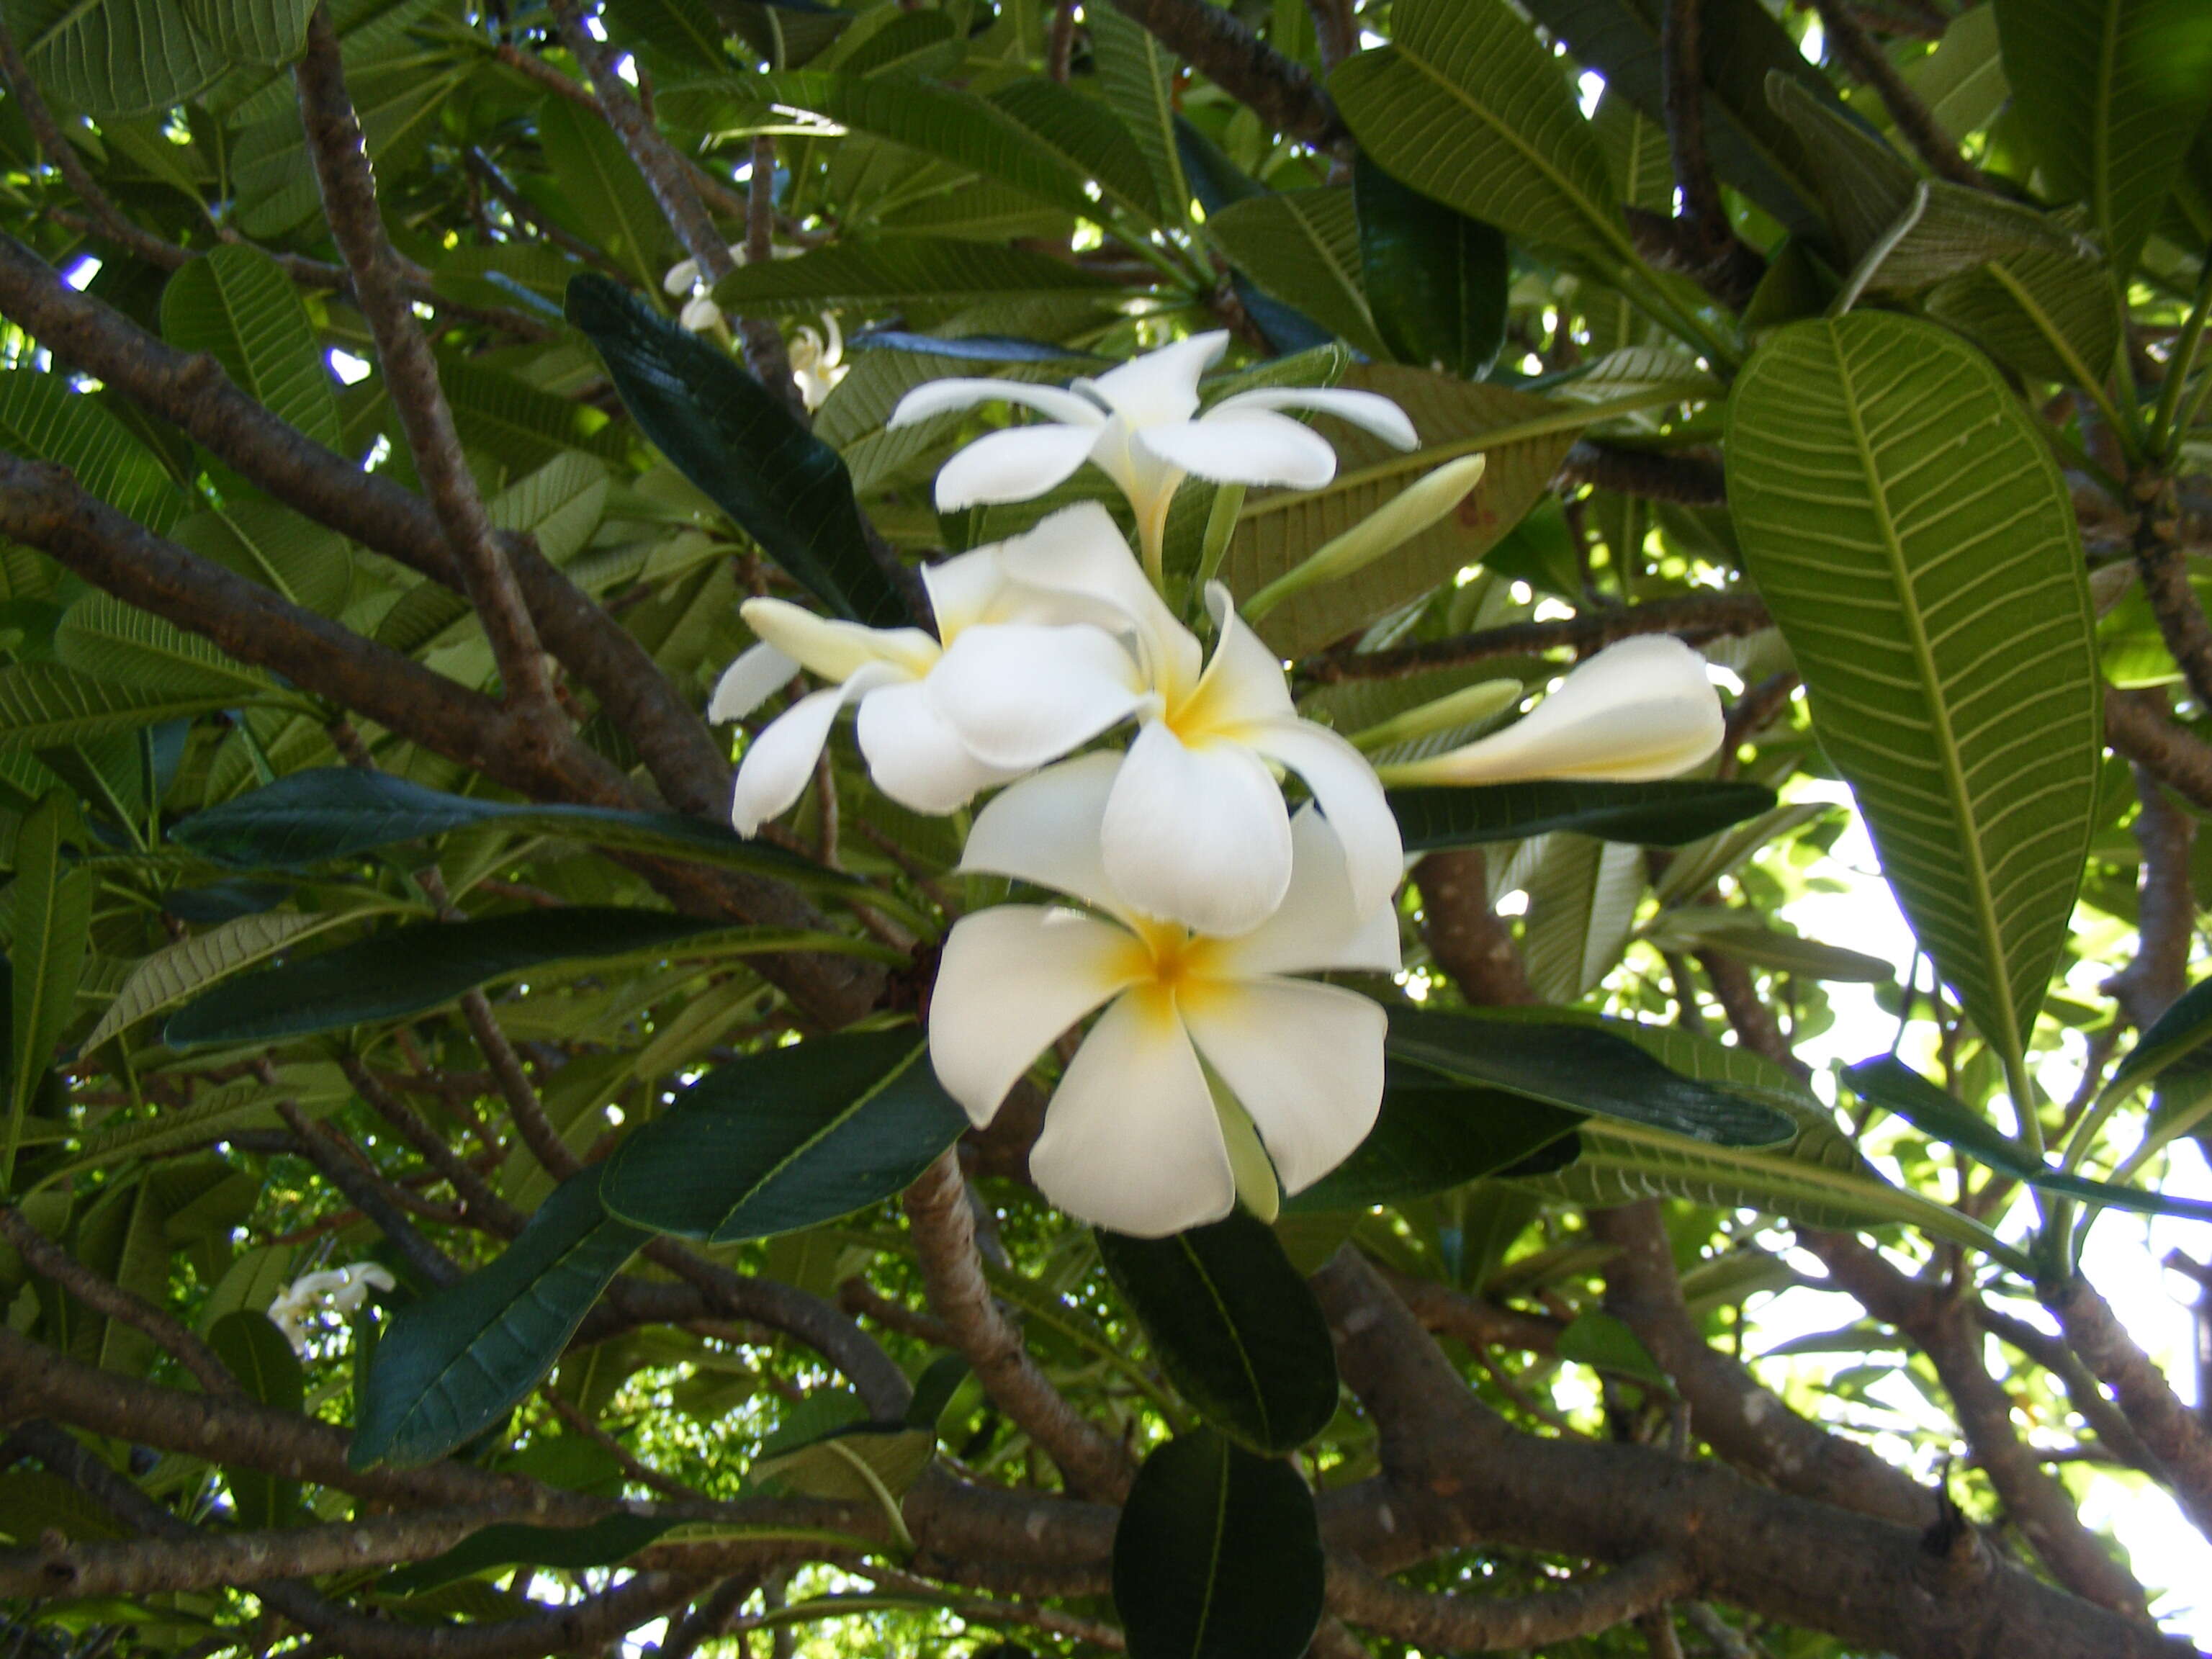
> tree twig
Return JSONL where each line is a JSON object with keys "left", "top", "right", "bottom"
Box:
{"left": 1807, "top": 0, "right": 1985, "bottom": 189}
{"left": 1307, "top": 592, "right": 1773, "bottom": 681}
{"left": 0, "top": 1210, "right": 238, "bottom": 1397}
{"left": 1102, "top": 0, "right": 1347, "bottom": 151}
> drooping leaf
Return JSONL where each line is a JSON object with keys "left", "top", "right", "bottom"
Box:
{"left": 6, "top": 792, "right": 91, "bottom": 1186}
{"left": 0, "top": 370, "right": 186, "bottom": 535}
{"left": 1090, "top": 4, "right": 1190, "bottom": 223}
{"left": 1520, "top": 833, "right": 1644, "bottom": 1002}
{"left": 1206, "top": 186, "right": 1388, "bottom": 360}
{"left": 534, "top": 96, "right": 679, "bottom": 292}
{"left": 382, "top": 1513, "right": 680, "bottom": 1595}
{"left": 2108, "top": 974, "right": 2212, "bottom": 1096}
{"left": 160, "top": 245, "right": 341, "bottom": 449}
{"left": 207, "top": 1308, "right": 304, "bottom": 1528}
{"left": 53, "top": 593, "right": 274, "bottom": 702}
{"left": 567, "top": 273, "right": 910, "bottom": 628}
{"left": 1112, "top": 1431, "right": 1324, "bottom": 1659}
{"left": 34, "top": 1065, "right": 352, "bottom": 1182}
{"left": 1389, "top": 778, "right": 1779, "bottom": 853}
{"left": 1096, "top": 1210, "right": 1338, "bottom": 1455}
{"left": 1727, "top": 314, "right": 2100, "bottom": 1077}
{"left": 709, "top": 236, "right": 1118, "bottom": 315}
{"left": 1288, "top": 1065, "right": 1583, "bottom": 1210}
{"left": 599, "top": 1030, "right": 966, "bottom": 1243}
{"left": 1354, "top": 153, "right": 1509, "bottom": 379}
{"left": 351, "top": 1172, "right": 649, "bottom": 1468}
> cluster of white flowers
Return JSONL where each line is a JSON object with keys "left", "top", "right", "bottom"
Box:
{"left": 711, "top": 332, "right": 1727, "bottom": 1237}
{"left": 266, "top": 1262, "right": 395, "bottom": 1356}
{"left": 666, "top": 251, "right": 848, "bottom": 411}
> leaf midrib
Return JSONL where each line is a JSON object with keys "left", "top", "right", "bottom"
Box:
{"left": 708, "top": 1041, "right": 928, "bottom": 1236}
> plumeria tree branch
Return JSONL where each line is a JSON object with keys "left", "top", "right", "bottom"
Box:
{"left": 1102, "top": 0, "right": 1348, "bottom": 150}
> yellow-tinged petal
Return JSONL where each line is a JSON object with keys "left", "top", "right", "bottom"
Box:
{"left": 739, "top": 598, "right": 938, "bottom": 683}
{"left": 1180, "top": 976, "right": 1385, "bottom": 1195}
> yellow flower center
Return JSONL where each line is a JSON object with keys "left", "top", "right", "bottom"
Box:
{"left": 1115, "top": 920, "right": 1231, "bottom": 1025}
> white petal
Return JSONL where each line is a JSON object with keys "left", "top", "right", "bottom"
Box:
{"left": 958, "top": 752, "right": 1126, "bottom": 916}
{"left": 709, "top": 641, "right": 800, "bottom": 723}
{"left": 935, "top": 423, "right": 1103, "bottom": 511}
{"left": 1080, "top": 331, "right": 1228, "bottom": 427}
{"left": 994, "top": 502, "right": 1203, "bottom": 691}
{"left": 1388, "top": 636, "right": 1726, "bottom": 785}
{"left": 1141, "top": 407, "right": 1339, "bottom": 490}
{"left": 1181, "top": 977, "right": 1385, "bottom": 1195}
{"left": 730, "top": 681, "right": 859, "bottom": 835}
{"left": 1184, "top": 585, "right": 1297, "bottom": 731}
{"left": 1218, "top": 805, "right": 1402, "bottom": 979}
{"left": 1103, "top": 720, "right": 1291, "bottom": 937}
{"left": 926, "top": 622, "right": 1146, "bottom": 770}
{"left": 662, "top": 258, "right": 700, "bottom": 296}
{"left": 1219, "top": 386, "right": 1420, "bottom": 449}
{"left": 741, "top": 598, "right": 937, "bottom": 682}
{"left": 1030, "top": 990, "right": 1235, "bottom": 1237}
{"left": 355, "top": 1264, "right": 397, "bottom": 1292}
{"left": 856, "top": 680, "right": 1025, "bottom": 814}
{"left": 1241, "top": 718, "right": 1403, "bottom": 920}
{"left": 680, "top": 295, "right": 723, "bottom": 333}
{"left": 888, "top": 378, "right": 1106, "bottom": 430}
{"left": 929, "top": 906, "right": 1146, "bottom": 1125}
{"left": 918, "top": 546, "right": 1012, "bottom": 640}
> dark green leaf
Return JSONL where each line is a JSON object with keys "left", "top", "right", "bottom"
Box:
{"left": 163, "top": 909, "right": 739, "bottom": 1049}
{"left": 904, "top": 1352, "right": 970, "bottom": 1431}
{"left": 709, "top": 236, "right": 1118, "bottom": 314}
{"left": 1386, "top": 1007, "right": 1794, "bottom": 1146}
{"left": 6, "top": 791, "right": 90, "bottom": 1186}
{"left": 1096, "top": 1210, "right": 1338, "bottom": 1455}
{"left": 207, "top": 1309, "right": 303, "bottom": 1529}
{"left": 600, "top": 1030, "right": 967, "bottom": 1243}
{"left": 566, "top": 273, "right": 909, "bottom": 629}
{"left": 1289, "top": 1065, "right": 1583, "bottom": 1210}
{"left": 1354, "top": 153, "right": 1508, "bottom": 378}
{"left": 382, "top": 1513, "right": 678, "bottom": 1595}
{"left": 1389, "top": 779, "right": 1777, "bottom": 850}
{"left": 2110, "top": 975, "right": 2212, "bottom": 1094}
{"left": 351, "top": 1172, "right": 647, "bottom": 1468}
{"left": 1112, "top": 1431, "right": 1323, "bottom": 1659}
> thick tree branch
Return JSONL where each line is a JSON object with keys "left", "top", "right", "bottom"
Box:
{"left": 1103, "top": 0, "right": 1348, "bottom": 151}
{"left": 2105, "top": 685, "right": 2212, "bottom": 808}
{"left": 2044, "top": 1274, "right": 2212, "bottom": 1535}
{"left": 1413, "top": 849, "right": 1537, "bottom": 1007}
{"left": 1331, "top": 1552, "right": 1690, "bottom": 1650}
{"left": 1308, "top": 592, "right": 1773, "bottom": 681}
{"left": 1559, "top": 440, "right": 1730, "bottom": 504}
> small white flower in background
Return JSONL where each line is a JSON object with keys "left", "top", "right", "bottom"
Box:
{"left": 709, "top": 510, "right": 1142, "bottom": 832}
{"left": 1374, "top": 636, "right": 1727, "bottom": 786}
{"left": 265, "top": 1262, "right": 395, "bottom": 1357}
{"left": 925, "top": 502, "right": 1402, "bottom": 937}
{"left": 930, "top": 753, "right": 1398, "bottom": 1238}
{"left": 679, "top": 293, "right": 724, "bottom": 333}
{"left": 788, "top": 315, "right": 848, "bottom": 412}
{"left": 885, "top": 330, "right": 1419, "bottom": 573}
{"left": 662, "top": 245, "right": 750, "bottom": 297}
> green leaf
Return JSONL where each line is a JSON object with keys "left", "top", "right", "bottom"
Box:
{"left": 1385, "top": 1007, "right": 1794, "bottom": 1146}
{"left": 709, "top": 235, "right": 1118, "bottom": 315}
{"left": 1727, "top": 313, "right": 2100, "bottom": 1077}
{"left": 351, "top": 1171, "right": 649, "bottom": 1468}
{"left": 1207, "top": 187, "right": 1388, "bottom": 360}
{"left": 1223, "top": 367, "right": 1592, "bottom": 658}
{"left": 382, "top": 1513, "right": 679, "bottom": 1595}
{"left": 0, "top": 665, "right": 237, "bottom": 752}
{"left": 567, "top": 273, "right": 910, "bottom": 629}
{"left": 35, "top": 1065, "right": 352, "bottom": 1183}
{"left": 1557, "top": 1310, "right": 1672, "bottom": 1392}
{"left": 6, "top": 791, "right": 91, "bottom": 1187}
{"left": 175, "top": 498, "right": 354, "bottom": 619}
{"left": 170, "top": 766, "right": 859, "bottom": 893}
{"left": 1354, "top": 153, "right": 1508, "bottom": 379}
{"left": 0, "top": 370, "right": 185, "bottom": 534}
{"left": 54, "top": 594, "right": 274, "bottom": 702}
{"left": 2108, "top": 974, "right": 2212, "bottom": 1095}
{"left": 1923, "top": 218, "right": 2118, "bottom": 391}
{"left": 1906, "top": 3, "right": 2010, "bottom": 145}
{"left": 1845, "top": 1054, "right": 2212, "bottom": 1223}
{"left": 1288, "top": 1065, "right": 1582, "bottom": 1210}
{"left": 600, "top": 1030, "right": 967, "bottom": 1244}
{"left": 1089, "top": 4, "right": 1190, "bottom": 223}
{"left": 1328, "top": 0, "right": 1631, "bottom": 266}
{"left": 163, "top": 908, "right": 750, "bottom": 1049}
{"left": 1112, "top": 1431, "right": 1323, "bottom": 1659}
{"left": 1521, "top": 833, "right": 1643, "bottom": 1002}
{"left": 9, "top": 0, "right": 231, "bottom": 117}
{"left": 176, "top": 0, "right": 313, "bottom": 64}
{"left": 1993, "top": 0, "right": 2212, "bottom": 274}
{"left": 986, "top": 77, "right": 1164, "bottom": 226}
{"left": 752, "top": 1421, "right": 937, "bottom": 1501}
{"left": 1390, "top": 779, "right": 1778, "bottom": 851}
{"left": 1660, "top": 920, "right": 1897, "bottom": 984}
{"left": 1096, "top": 1211, "right": 1338, "bottom": 1455}
{"left": 206, "top": 1309, "right": 303, "bottom": 1528}
{"left": 159, "top": 246, "right": 340, "bottom": 449}
{"left": 534, "top": 95, "right": 678, "bottom": 292}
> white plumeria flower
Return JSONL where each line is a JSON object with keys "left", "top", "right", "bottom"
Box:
{"left": 930, "top": 752, "right": 1398, "bottom": 1238}
{"left": 679, "top": 293, "right": 724, "bottom": 333}
{"left": 709, "top": 511, "right": 1141, "bottom": 832}
{"left": 788, "top": 315, "right": 847, "bottom": 411}
{"left": 265, "top": 1263, "right": 395, "bottom": 1357}
{"left": 885, "top": 330, "right": 1419, "bottom": 571}
{"left": 925, "top": 502, "right": 1403, "bottom": 937}
{"left": 1375, "top": 636, "right": 1727, "bottom": 786}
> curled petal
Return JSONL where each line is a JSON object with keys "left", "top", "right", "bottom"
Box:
{"left": 935, "top": 423, "right": 1103, "bottom": 511}
{"left": 1139, "top": 407, "right": 1338, "bottom": 491}
{"left": 1240, "top": 717, "right": 1404, "bottom": 922}
{"left": 927, "top": 622, "right": 1146, "bottom": 770}
{"left": 1030, "top": 989, "right": 1235, "bottom": 1236}
{"left": 919, "top": 546, "right": 1013, "bottom": 641}
{"left": 1219, "top": 806, "right": 1402, "bottom": 979}
{"left": 958, "top": 752, "right": 1126, "bottom": 918}
{"left": 1385, "top": 636, "right": 1725, "bottom": 786}
{"left": 709, "top": 641, "right": 799, "bottom": 723}
{"left": 730, "top": 683, "right": 853, "bottom": 835}
{"left": 856, "top": 680, "right": 1025, "bottom": 814}
{"left": 1079, "top": 331, "right": 1228, "bottom": 427}
{"left": 995, "top": 503, "right": 1202, "bottom": 691}
{"left": 741, "top": 598, "right": 938, "bottom": 683}
{"left": 1181, "top": 976, "right": 1385, "bottom": 1195}
{"left": 1182, "top": 585, "right": 1297, "bottom": 734}
{"left": 889, "top": 378, "right": 1106, "bottom": 430}
{"left": 1218, "top": 386, "right": 1420, "bottom": 450}
{"left": 929, "top": 906, "right": 1147, "bottom": 1125}
{"left": 1103, "top": 721, "right": 1291, "bottom": 937}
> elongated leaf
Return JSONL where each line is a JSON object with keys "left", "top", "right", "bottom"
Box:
{"left": 1386, "top": 1007, "right": 1793, "bottom": 1146}
{"left": 1090, "top": 4, "right": 1190, "bottom": 223}
{"left": 1390, "top": 778, "right": 1776, "bottom": 850}
{"left": 709, "top": 236, "right": 1117, "bottom": 314}
{"left": 1289, "top": 1066, "right": 1582, "bottom": 1210}
{"left": 35, "top": 1065, "right": 352, "bottom": 1182}
{"left": 1924, "top": 217, "right": 2118, "bottom": 390}
{"left": 383, "top": 1513, "right": 678, "bottom": 1595}
{"left": 177, "top": 0, "right": 313, "bottom": 63}
{"left": 2110, "top": 974, "right": 2212, "bottom": 1095}
{"left": 1224, "top": 367, "right": 1591, "bottom": 657}
{"left": 171, "top": 766, "right": 858, "bottom": 891}
{"left": 600, "top": 1030, "right": 966, "bottom": 1243}
{"left": 1097, "top": 1212, "right": 1337, "bottom": 1455}
{"left": 1113, "top": 1431, "right": 1323, "bottom": 1659}
{"left": 353, "top": 1172, "right": 648, "bottom": 1467}
{"left": 0, "top": 664, "right": 237, "bottom": 750}
{"left": 568, "top": 274, "right": 909, "bottom": 629}
{"left": 1842, "top": 181, "right": 2099, "bottom": 305}
{"left": 1329, "top": 0, "right": 1629, "bottom": 265}
{"left": 54, "top": 594, "right": 273, "bottom": 701}
{"left": 12, "top": 0, "right": 231, "bottom": 117}
{"left": 1663, "top": 921, "right": 1896, "bottom": 984}
{"left": 163, "top": 909, "right": 745, "bottom": 1048}
{"left": 534, "top": 96, "right": 677, "bottom": 292}
{"left": 752, "top": 1421, "right": 937, "bottom": 1501}
{"left": 207, "top": 1309, "right": 303, "bottom": 1528}
{"left": 1727, "top": 314, "right": 2099, "bottom": 1076}
{"left": 1521, "top": 833, "right": 1643, "bottom": 1002}
{"left": 160, "top": 246, "right": 340, "bottom": 449}
{"left": 1354, "top": 154, "right": 1508, "bottom": 379}
{"left": 1208, "top": 187, "right": 1388, "bottom": 360}
{"left": 0, "top": 370, "right": 185, "bottom": 534}
{"left": 6, "top": 792, "right": 89, "bottom": 1184}
{"left": 176, "top": 498, "right": 353, "bottom": 619}
{"left": 1993, "top": 0, "right": 2212, "bottom": 274}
